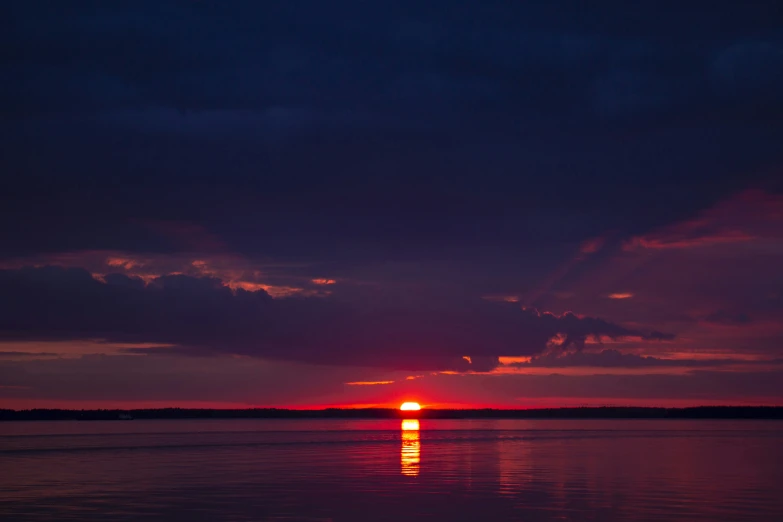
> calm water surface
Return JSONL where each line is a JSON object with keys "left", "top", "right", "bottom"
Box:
{"left": 2, "top": 419, "right": 782, "bottom": 521}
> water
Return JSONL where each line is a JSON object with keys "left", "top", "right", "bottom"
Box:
{"left": 2, "top": 419, "right": 782, "bottom": 521}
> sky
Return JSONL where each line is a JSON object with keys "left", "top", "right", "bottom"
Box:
{"left": 1, "top": 1, "right": 783, "bottom": 409}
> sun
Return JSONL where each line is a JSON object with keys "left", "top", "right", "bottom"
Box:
{"left": 399, "top": 402, "right": 421, "bottom": 411}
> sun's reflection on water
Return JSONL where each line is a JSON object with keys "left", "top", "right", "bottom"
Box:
{"left": 401, "top": 419, "right": 420, "bottom": 477}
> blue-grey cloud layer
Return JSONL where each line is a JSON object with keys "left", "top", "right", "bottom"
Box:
{"left": 2, "top": 1, "right": 782, "bottom": 263}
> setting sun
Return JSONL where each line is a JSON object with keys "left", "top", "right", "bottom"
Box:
{"left": 400, "top": 402, "right": 421, "bottom": 411}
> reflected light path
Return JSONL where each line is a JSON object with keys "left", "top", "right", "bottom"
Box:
{"left": 400, "top": 419, "right": 420, "bottom": 477}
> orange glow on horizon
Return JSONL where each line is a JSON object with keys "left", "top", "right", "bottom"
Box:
{"left": 400, "top": 402, "right": 421, "bottom": 411}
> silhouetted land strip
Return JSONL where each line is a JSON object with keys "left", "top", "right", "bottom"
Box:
{"left": 1, "top": 406, "right": 782, "bottom": 421}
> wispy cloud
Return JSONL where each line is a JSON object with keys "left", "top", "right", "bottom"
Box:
{"left": 625, "top": 190, "right": 783, "bottom": 251}
{"left": 607, "top": 293, "right": 633, "bottom": 299}
{"left": 344, "top": 380, "right": 395, "bottom": 386}
{"left": 0, "top": 249, "right": 334, "bottom": 299}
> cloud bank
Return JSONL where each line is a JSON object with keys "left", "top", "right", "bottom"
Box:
{"left": 0, "top": 266, "right": 671, "bottom": 372}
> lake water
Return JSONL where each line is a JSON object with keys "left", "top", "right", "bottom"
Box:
{"left": 2, "top": 419, "right": 782, "bottom": 521}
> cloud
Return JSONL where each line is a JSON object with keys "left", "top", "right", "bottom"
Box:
{"left": 590, "top": 68, "right": 679, "bottom": 119}
{"left": 0, "top": 266, "right": 671, "bottom": 373}
{"left": 0, "top": 249, "right": 330, "bottom": 299}
{"left": 711, "top": 41, "right": 783, "bottom": 101}
{"left": 477, "top": 369, "right": 783, "bottom": 402}
{"left": 626, "top": 190, "right": 783, "bottom": 251}
{"left": 644, "top": 331, "right": 676, "bottom": 341}
{"left": 100, "top": 107, "right": 375, "bottom": 140}
{"left": 2, "top": 353, "right": 780, "bottom": 407}
{"left": 0, "top": 353, "right": 362, "bottom": 406}
{"left": 4, "top": 2, "right": 782, "bottom": 130}
{"left": 0, "top": 351, "right": 59, "bottom": 358}
{"left": 704, "top": 310, "right": 753, "bottom": 326}
{"left": 2, "top": 2, "right": 782, "bottom": 408}
{"left": 511, "top": 349, "right": 776, "bottom": 369}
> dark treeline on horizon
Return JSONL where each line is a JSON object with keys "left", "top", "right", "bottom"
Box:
{"left": 1, "top": 406, "right": 782, "bottom": 421}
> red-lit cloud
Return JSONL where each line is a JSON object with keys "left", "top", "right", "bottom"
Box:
{"left": 0, "top": 266, "right": 671, "bottom": 375}
{"left": 1, "top": 192, "right": 781, "bottom": 408}
{"left": 625, "top": 190, "right": 783, "bottom": 251}
{"left": 607, "top": 293, "right": 633, "bottom": 299}
{"left": 0, "top": 250, "right": 333, "bottom": 299}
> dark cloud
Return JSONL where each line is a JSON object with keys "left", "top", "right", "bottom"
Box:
{"left": 0, "top": 351, "right": 59, "bottom": 358}
{"left": 2, "top": 1, "right": 782, "bottom": 265}
{"left": 2, "top": 353, "right": 780, "bottom": 407}
{"left": 0, "top": 353, "right": 777, "bottom": 408}
{"left": 1, "top": 2, "right": 783, "bottom": 406}
{"left": 0, "top": 266, "right": 670, "bottom": 372}
{"left": 0, "top": 354, "right": 356, "bottom": 405}
{"left": 4, "top": 1, "right": 781, "bottom": 121}
{"left": 704, "top": 310, "right": 753, "bottom": 326}
{"left": 513, "top": 349, "right": 777, "bottom": 369}
{"left": 477, "top": 369, "right": 783, "bottom": 402}
{"left": 711, "top": 41, "right": 783, "bottom": 102}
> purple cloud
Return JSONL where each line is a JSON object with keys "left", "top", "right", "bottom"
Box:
{"left": 0, "top": 266, "right": 672, "bottom": 372}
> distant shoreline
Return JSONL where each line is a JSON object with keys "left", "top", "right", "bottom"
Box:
{"left": 1, "top": 406, "right": 782, "bottom": 421}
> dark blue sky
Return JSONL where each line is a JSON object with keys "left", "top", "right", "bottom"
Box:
{"left": 1, "top": 1, "right": 782, "bottom": 408}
